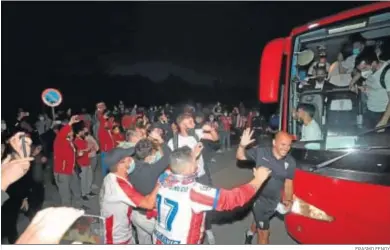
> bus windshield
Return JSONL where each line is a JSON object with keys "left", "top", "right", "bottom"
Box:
{"left": 288, "top": 11, "right": 390, "bottom": 151}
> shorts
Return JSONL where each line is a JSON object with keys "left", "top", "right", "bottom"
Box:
{"left": 252, "top": 196, "right": 278, "bottom": 230}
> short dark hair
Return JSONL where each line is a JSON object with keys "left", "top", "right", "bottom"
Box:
{"left": 297, "top": 103, "right": 316, "bottom": 118}
{"left": 170, "top": 146, "right": 193, "bottom": 174}
{"left": 355, "top": 46, "right": 378, "bottom": 66}
{"left": 72, "top": 121, "right": 85, "bottom": 135}
{"left": 176, "top": 113, "right": 193, "bottom": 125}
{"left": 135, "top": 138, "right": 153, "bottom": 160}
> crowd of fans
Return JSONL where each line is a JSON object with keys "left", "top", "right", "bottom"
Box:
{"left": 1, "top": 100, "right": 281, "bottom": 244}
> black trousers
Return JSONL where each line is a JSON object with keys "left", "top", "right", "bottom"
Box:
{"left": 26, "top": 181, "right": 45, "bottom": 220}
{"left": 1, "top": 199, "right": 22, "bottom": 244}
{"left": 196, "top": 163, "right": 214, "bottom": 231}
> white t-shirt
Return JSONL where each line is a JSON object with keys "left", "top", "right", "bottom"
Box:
{"left": 365, "top": 61, "right": 390, "bottom": 113}
{"left": 341, "top": 55, "right": 357, "bottom": 74}
{"left": 301, "top": 119, "right": 322, "bottom": 142}
{"left": 167, "top": 129, "right": 205, "bottom": 177}
{"left": 100, "top": 173, "right": 144, "bottom": 244}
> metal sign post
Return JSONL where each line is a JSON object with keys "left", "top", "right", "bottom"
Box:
{"left": 41, "top": 88, "right": 63, "bottom": 120}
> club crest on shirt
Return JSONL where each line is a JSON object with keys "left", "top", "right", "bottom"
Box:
{"left": 284, "top": 162, "right": 289, "bottom": 170}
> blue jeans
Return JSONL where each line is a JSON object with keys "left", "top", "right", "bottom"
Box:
{"left": 101, "top": 152, "right": 109, "bottom": 177}
{"left": 219, "top": 131, "right": 231, "bottom": 150}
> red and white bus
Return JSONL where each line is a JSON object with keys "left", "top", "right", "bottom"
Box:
{"left": 259, "top": 2, "right": 390, "bottom": 244}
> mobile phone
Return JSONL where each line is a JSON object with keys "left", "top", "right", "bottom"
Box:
{"left": 60, "top": 214, "right": 105, "bottom": 245}
{"left": 20, "top": 135, "right": 28, "bottom": 158}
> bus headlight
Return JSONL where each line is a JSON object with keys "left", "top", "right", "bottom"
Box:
{"left": 291, "top": 196, "right": 334, "bottom": 222}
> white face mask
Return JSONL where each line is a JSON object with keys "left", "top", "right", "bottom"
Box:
{"left": 210, "top": 117, "right": 214, "bottom": 121}
{"left": 39, "top": 116, "right": 44, "bottom": 121}
{"left": 1, "top": 123, "right": 6, "bottom": 131}
{"left": 127, "top": 160, "right": 136, "bottom": 175}
{"left": 361, "top": 69, "right": 373, "bottom": 79}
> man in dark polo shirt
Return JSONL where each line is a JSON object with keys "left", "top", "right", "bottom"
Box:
{"left": 236, "top": 129, "right": 296, "bottom": 244}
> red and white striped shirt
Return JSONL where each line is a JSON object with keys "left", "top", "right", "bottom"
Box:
{"left": 153, "top": 174, "right": 256, "bottom": 244}
{"left": 235, "top": 114, "right": 247, "bottom": 129}
{"left": 100, "top": 173, "right": 144, "bottom": 244}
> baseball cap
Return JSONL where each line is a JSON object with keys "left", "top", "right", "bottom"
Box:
{"left": 104, "top": 147, "right": 135, "bottom": 168}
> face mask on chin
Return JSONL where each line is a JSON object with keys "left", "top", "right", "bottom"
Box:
{"left": 127, "top": 160, "right": 136, "bottom": 175}
{"left": 361, "top": 69, "right": 373, "bottom": 79}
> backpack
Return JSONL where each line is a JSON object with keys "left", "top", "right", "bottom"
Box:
{"left": 380, "top": 63, "right": 390, "bottom": 90}
{"left": 172, "top": 129, "right": 200, "bottom": 150}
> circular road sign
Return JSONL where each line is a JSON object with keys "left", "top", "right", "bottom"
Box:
{"left": 41, "top": 88, "right": 63, "bottom": 107}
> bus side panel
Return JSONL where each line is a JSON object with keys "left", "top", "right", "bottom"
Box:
{"left": 286, "top": 169, "right": 390, "bottom": 244}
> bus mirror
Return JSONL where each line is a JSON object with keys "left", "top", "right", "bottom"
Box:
{"left": 259, "top": 38, "right": 286, "bottom": 103}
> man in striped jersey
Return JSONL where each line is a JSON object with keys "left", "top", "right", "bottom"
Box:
{"left": 99, "top": 147, "right": 158, "bottom": 244}
{"left": 153, "top": 146, "right": 271, "bottom": 244}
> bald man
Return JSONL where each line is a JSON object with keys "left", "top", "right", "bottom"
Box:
{"left": 236, "top": 129, "right": 296, "bottom": 244}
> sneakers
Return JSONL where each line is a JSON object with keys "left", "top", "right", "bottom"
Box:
{"left": 244, "top": 231, "right": 254, "bottom": 244}
{"left": 205, "top": 230, "right": 216, "bottom": 244}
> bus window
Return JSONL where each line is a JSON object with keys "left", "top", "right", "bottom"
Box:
{"left": 289, "top": 12, "right": 390, "bottom": 148}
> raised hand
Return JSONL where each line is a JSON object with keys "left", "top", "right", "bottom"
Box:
{"left": 69, "top": 115, "right": 80, "bottom": 125}
{"left": 240, "top": 128, "right": 255, "bottom": 147}
{"left": 9, "top": 132, "right": 32, "bottom": 158}
{"left": 1, "top": 156, "right": 34, "bottom": 191}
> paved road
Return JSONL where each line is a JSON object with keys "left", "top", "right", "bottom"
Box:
{"left": 15, "top": 147, "right": 296, "bottom": 245}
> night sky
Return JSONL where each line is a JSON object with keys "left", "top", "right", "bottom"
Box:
{"left": 2, "top": 1, "right": 365, "bottom": 119}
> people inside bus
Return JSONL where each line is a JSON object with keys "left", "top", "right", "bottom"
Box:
{"left": 294, "top": 103, "right": 322, "bottom": 141}
{"left": 299, "top": 67, "right": 333, "bottom": 92}
{"left": 355, "top": 49, "right": 390, "bottom": 129}
{"left": 338, "top": 34, "right": 366, "bottom": 75}
{"left": 307, "top": 45, "right": 331, "bottom": 77}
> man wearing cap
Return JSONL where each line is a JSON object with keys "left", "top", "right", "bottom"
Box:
{"left": 100, "top": 147, "right": 158, "bottom": 244}
{"left": 308, "top": 45, "right": 331, "bottom": 77}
